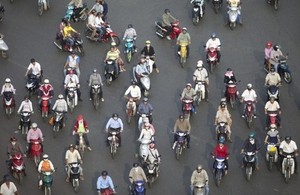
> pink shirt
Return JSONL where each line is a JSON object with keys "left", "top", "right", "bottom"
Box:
{"left": 265, "top": 47, "right": 272, "bottom": 59}
{"left": 27, "top": 128, "right": 44, "bottom": 143}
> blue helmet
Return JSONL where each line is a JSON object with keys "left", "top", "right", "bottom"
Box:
{"left": 211, "top": 32, "right": 217, "bottom": 38}
{"left": 219, "top": 136, "right": 225, "bottom": 144}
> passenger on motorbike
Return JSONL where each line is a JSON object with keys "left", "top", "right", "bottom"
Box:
{"left": 270, "top": 45, "right": 287, "bottom": 73}
{"left": 176, "top": 27, "right": 191, "bottom": 57}
{"left": 89, "top": 0, "right": 103, "bottom": 14}
{"left": 265, "top": 67, "right": 281, "bottom": 87}
{"left": 64, "top": 70, "right": 82, "bottom": 101}
{"left": 279, "top": 136, "right": 298, "bottom": 173}
{"left": 68, "top": 0, "right": 83, "bottom": 22}
{"left": 56, "top": 19, "right": 68, "bottom": 48}
{"left": 37, "top": 79, "right": 54, "bottom": 111}
{"left": 95, "top": 12, "right": 106, "bottom": 37}
{"left": 87, "top": 9, "right": 97, "bottom": 40}
{"left": 124, "top": 81, "right": 141, "bottom": 101}
{"left": 135, "top": 58, "right": 149, "bottom": 83}
{"left": 63, "top": 22, "right": 79, "bottom": 48}
{"left": 140, "top": 40, "right": 159, "bottom": 73}
{"left": 191, "top": 164, "right": 209, "bottom": 195}
{"left": 205, "top": 33, "right": 221, "bottom": 63}
{"left": 264, "top": 96, "right": 281, "bottom": 127}
{"left": 96, "top": 171, "right": 116, "bottom": 194}
{"left": 227, "top": 0, "right": 242, "bottom": 24}
{"left": 129, "top": 163, "right": 148, "bottom": 191}
{"left": 26, "top": 123, "right": 44, "bottom": 155}
{"left": 223, "top": 68, "right": 237, "bottom": 97}
{"left": 212, "top": 136, "right": 229, "bottom": 175}
{"left": 214, "top": 104, "right": 232, "bottom": 142}
{"left": 52, "top": 94, "right": 68, "bottom": 127}
{"left": 38, "top": 154, "right": 55, "bottom": 188}
{"left": 241, "top": 83, "right": 257, "bottom": 118}
{"left": 241, "top": 132, "right": 261, "bottom": 170}
{"left": 7, "top": 137, "right": 25, "bottom": 166}
{"left": 123, "top": 24, "right": 137, "bottom": 53}
{"left": 104, "top": 42, "right": 125, "bottom": 72}
{"left": 180, "top": 83, "right": 196, "bottom": 113}
{"left": 100, "top": 0, "right": 108, "bottom": 19}
{"left": 264, "top": 124, "right": 280, "bottom": 147}
{"left": 73, "top": 115, "right": 92, "bottom": 151}
{"left": 65, "top": 144, "right": 83, "bottom": 182}
{"left": 126, "top": 98, "right": 137, "bottom": 117}
{"left": 25, "top": 58, "right": 42, "bottom": 84}
{"left": 162, "top": 9, "right": 177, "bottom": 40}
{"left": 173, "top": 114, "right": 191, "bottom": 149}
{"left": 264, "top": 42, "right": 273, "bottom": 71}
{"left": 17, "top": 96, "right": 33, "bottom": 130}
{"left": 1, "top": 78, "right": 16, "bottom": 106}
{"left": 193, "top": 60, "right": 209, "bottom": 100}
{"left": 88, "top": 69, "right": 104, "bottom": 101}
{"left": 64, "top": 51, "right": 80, "bottom": 77}
{"left": 144, "top": 142, "right": 161, "bottom": 165}
{"left": 138, "top": 122, "right": 155, "bottom": 142}
{"left": 105, "top": 113, "right": 123, "bottom": 146}
{"left": 137, "top": 97, "right": 153, "bottom": 123}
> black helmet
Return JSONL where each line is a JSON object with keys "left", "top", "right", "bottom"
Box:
{"left": 69, "top": 144, "right": 75, "bottom": 149}
{"left": 101, "top": 170, "right": 108, "bottom": 176}
{"left": 270, "top": 67, "right": 275, "bottom": 72}
{"left": 179, "top": 114, "right": 184, "bottom": 119}
{"left": 131, "top": 81, "right": 137, "bottom": 85}
{"left": 112, "top": 113, "right": 118, "bottom": 118}
{"left": 164, "top": 9, "right": 170, "bottom": 14}
{"left": 133, "top": 162, "right": 139, "bottom": 167}
{"left": 227, "top": 68, "right": 232, "bottom": 71}
{"left": 273, "top": 45, "right": 280, "bottom": 51}
{"left": 285, "top": 136, "right": 291, "bottom": 142}
{"left": 10, "top": 137, "right": 17, "bottom": 142}
{"left": 128, "top": 24, "right": 133, "bottom": 28}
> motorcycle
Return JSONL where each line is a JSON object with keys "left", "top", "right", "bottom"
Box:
{"left": 132, "top": 180, "right": 145, "bottom": 195}
{"left": 0, "top": 33, "right": 8, "bottom": 58}
{"left": 267, "top": 0, "right": 279, "bottom": 11}
{"left": 191, "top": 1, "right": 204, "bottom": 25}
{"left": 192, "top": 184, "right": 205, "bottom": 195}
{"left": 138, "top": 138, "right": 152, "bottom": 161}
{"left": 66, "top": 86, "right": 78, "bottom": 113}
{"left": 265, "top": 143, "right": 278, "bottom": 171}
{"left": 227, "top": 6, "right": 239, "bottom": 30}
{"left": 126, "top": 99, "right": 136, "bottom": 124}
{"left": 2, "top": 92, "right": 15, "bottom": 118}
{"left": 145, "top": 56, "right": 155, "bottom": 74}
{"left": 182, "top": 98, "right": 193, "bottom": 120}
{"left": 225, "top": 81, "right": 239, "bottom": 109}
{"left": 145, "top": 159, "right": 159, "bottom": 188}
{"left": 179, "top": 43, "right": 188, "bottom": 68}
{"left": 243, "top": 100, "right": 255, "bottom": 128}
{"left": 133, "top": 67, "right": 151, "bottom": 97}
{"left": 9, "top": 153, "right": 26, "bottom": 184}
{"left": 20, "top": 111, "right": 31, "bottom": 139}
{"left": 78, "top": 132, "right": 86, "bottom": 159}
{"left": 91, "top": 84, "right": 102, "bottom": 110}
{"left": 282, "top": 154, "right": 295, "bottom": 183}
{"left": 104, "top": 59, "right": 119, "bottom": 86}
{"left": 194, "top": 81, "right": 206, "bottom": 106}
{"left": 243, "top": 151, "right": 256, "bottom": 181}
{"left": 216, "top": 122, "right": 228, "bottom": 142}
{"left": 85, "top": 24, "right": 120, "bottom": 46}
{"left": 64, "top": 3, "right": 88, "bottom": 22}
{"left": 124, "top": 38, "right": 134, "bottom": 63}
{"left": 52, "top": 111, "right": 64, "bottom": 138}
{"left": 54, "top": 33, "right": 84, "bottom": 56}
{"left": 25, "top": 74, "right": 40, "bottom": 98}
{"left": 66, "top": 162, "right": 81, "bottom": 192}
{"left": 40, "top": 171, "right": 54, "bottom": 195}
{"left": 277, "top": 57, "right": 292, "bottom": 84}
{"left": 0, "top": 3, "right": 4, "bottom": 22}
{"left": 266, "top": 85, "right": 279, "bottom": 101}
{"left": 212, "top": 0, "right": 222, "bottom": 14}
{"left": 155, "top": 20, "right": 181, "bottom": 40}
{"left": 205, "top": 46, "right": 218, "bottom": 73}
{"left": 266, "top": 111, "right": 280, "bottom": 128}
{"left": 37, "top": 0, "right": 48, "bottom": 16}
{"left": 107, "top": 130, "right": 120, "bottom": 159}
{"left": 29, "top": 139, "right": 42, "bottom": 167}
{"left": 40, "top": 96, "right": 50, "bottom": 120}
{"left": 100, "top": 188, "right": 115, "bottom": 195}
{"left": 173, "top": 131, "right": 188, "bottom": 160}
{"left": 212, "top": 157, "right": 226, "bottom": 187}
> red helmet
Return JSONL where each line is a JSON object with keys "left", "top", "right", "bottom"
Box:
{"left": 77, "top": 115, "right": 83, "bottom": 120}
{"left": 149, "top": 142, "right": 155, "bottom": 149}
{"left": 266, "top": 42, "right": 272, "bottom": 48}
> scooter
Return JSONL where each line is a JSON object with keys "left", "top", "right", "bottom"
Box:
{"left": 124, "top": 38, "right": 134, "bottom": 63}
{"left": 52, "top": 111, "right": 64, "bottom": 138}
{"left": 213, "top": 157, "right": 226, "bottom": 186}
{"left": 216, "top": 122, "right": 228, "bottom": 142}
{"left": 267, "top": 0, "right": 279, "bottom": 11}
{"left": 145, "top": 159, "right": 159, "bottom": 188}
{"left": 227, "top": 6, "right": 239, "bottom": 30}
{"left": 54, "top": 33, "right": 84, "bottom": 56}
{"left": 66, "top": 86, "right": 78, "bottom": 113}
{"left": 265, "top": 142, "right": 278, "bottom": 171}
{"left": 107, "top": 130, "right": 120, "bottom": 159}
{"left": 9, "top": 153, "right": 26, "bottom": 184}
{"left": 85, "top": 24, "right": 120, "bottom": 46}
{"left": 191, "top": 0, "right": 204, "bottom": 25}
{"left": 0, "top": 3, "right": 4, "bottom": 22}
{"left": 243, "top": 151, "right": 256, "bottom": 181}
{"left": 266, "top": 111, "right": 280, "bottom": 128}
{"left": 29, "top": 139, "right": 42, "bottom": 167}
{"left": 192, "top": 184, "right": 205, "bottom": 195}
{"left": 39, "top": 171, "right": 54, "bottom": 195}
{"left": 155, "top": 20, "right": 181, "bottom": 40}
{"left": 104, "top": 59, "right": 119, "bottom": 86}
{"left": 64, "top": 3, "right": 88, "bottom": 22}
{"left": 25, "top": 74, "right": 39, "bottom": 98}
{"left": 66, "top": 162, "right": 81, "bottom": 192}
{"left": 182, "top": 98, "right": 193, "bottom": 120}
{"left": 243, "top": 100, "right": 255, "bottom": 128}
{"left": 194, "top": 81, "right": 206, "bottom": 106}
{"left": 145, "top": 56, "right": 155, "bottom": 74}
{"left": 0, "top": 33, "right": 9, "bottom": 59}
{"left": 212, "top": 0, "right": 222, "bottom": 14}
{"left": 40, "top": 96, "right": 50, "bottom": 120}
{"left": 91, "top": 84, "right": 102, "bottom": 110}
{"left": 225, "top": 81, "right": 239, "bottom": 109}
{"left": 179, "top": 43, "right": 188, "bottom": 68}
{"left": 138, "top": 139, "right": 152, "bottom": 160}
{"left": 2, "top": 92, "right": 15, "bottom": 118}
{"left": 282, "top": 154, "right": 295, "bottom": 183}
{"left": 132, "top": 180, "right": 145, "bottom": 195}
{"left": 20, "top": 111, "right": 31, "bottom": 139}
{"left": 173, "top": 131, "right": 188, "bottom": 160}
{"left": 133, "top": 67, "right": 151, "bottom": 97}
{"left": 206, "top": 46, "right": 218, "bottom": 73}
{"left": 277, "top": 57, "right": 292, "bottom": 84}
{"left": 266, "top": 85, "right": 279, "bottom": 101}
{"left": 37, "top": 0, "right": 48, "bottom": 16}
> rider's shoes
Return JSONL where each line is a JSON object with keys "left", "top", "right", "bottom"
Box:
{"left": 80, "top": 176, "right": 84, "bottom": 180}
{"left": 101, "top": 98, "right": 105, "bottom": 102}
{"left": 65, "top": 177, "right": 70, "bottom": 182}
{"left": 87, "top": 147, "right": 92, "bottom": 151}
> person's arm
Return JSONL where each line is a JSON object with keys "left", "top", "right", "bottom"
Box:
{"left": 105, "top": 119, "right": 111, "bottom": 130}
{"left": 96, "top": 177, "right": 101, "bottom": 191}
{"left": 65, "top": 151, "right": 69, "bottom": 165}
{"left": 119, "top": 119, "right": 124, "bottom": 131}
{"left": 68, "top": 0, "right": 75, "bottom": 6}
{"left": 186, "top": 120, "right": 191, "bottom": 132}
{"left": 141, "top": 168, "right": 147, "bottom": 182}
{"left": 108, "top": 177, "right": 115, "bottom": 192}
{"left": 190, "top": 171, "right": 196, "bottom": 185}
{"left": 124, "top": 86, "right": 131, "bottom": 96}
{"left": 138, "top": 129, "right": 144, "bottom": 140}
{"left": 173, "top": 120, "right": 178, "bottom": 133}
{"left": 50, "top": 161, "right": 55, "bottom": 171}
{"left": 123, "top": 29, "right": 128, "bottom": 40}
{"left": 37, "top": 161, "right": 42, "bottom": 172}
{"left": 129, "top": 169, "right": 134, "bottom": 183}
{"left": 38, "top": 129, "right": 44, "bottom": 141}
{"left": 97, "top": 74, "right": 103, "bottom": 86}
{"left": 76, "top": 150, "right": 82, "bottom": 162}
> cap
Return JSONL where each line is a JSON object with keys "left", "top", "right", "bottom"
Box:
{"left": 145, "top": 40, "right": 151, "bottom": 44}
{"left": 5, "top": 78, "right": 11, "bottom": 83}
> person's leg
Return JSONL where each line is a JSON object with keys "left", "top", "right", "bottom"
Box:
{"left": 83, "top": 134, "right": 90, "bottom": 147}
{"left": 76, "top": 88, "right": 82, "bottom": 101}
{"left": 186, "top": 134, "right": 191, "bottom": 148}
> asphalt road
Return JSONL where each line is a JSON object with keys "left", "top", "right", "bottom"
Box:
{"left": 0, "top": 0, "right": 300, "bottom": 194}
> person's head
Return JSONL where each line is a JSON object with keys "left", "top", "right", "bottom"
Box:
{"left": 140, "top": 58, "right": 145, "bottom": 64}
{"left": 273, "top": 44, "right": 280, "bottom": 51}
{"left": 248, "top": 131, "right": 255, "bottom": 142}
{"left": 30, "top": 58, "right": 36, "bottom": 64}
{"left": 43, "top": 79, "right": 50, "bottom": 85}
{"left": 10, "top": 137, "right": 17, "bottom": 144}
{"left": 270, "top": 67, "right": 276, "bottom": 74}
{"left": 247, "top": 83, "right": 252, "bottom": 90}
{"left": 93, "top": 69, "right": 97, "bottom": 74}
{"left": 266, "top": 42, "right": 273, "bottom": 48}
{"left": 112, "top": 113, "right": 118, "bottom": 120}
{"left": 5, "top": 78, "right": 11, "bottom": 84}
{"left": 164, "top": 9, "right": 170, "bottom": 14}
{"left": 179, "top": 114, "right": 184, "bottom": 121}
{"left": 96, "top": 12, "right": 103, "bottom": 17}
{"left": 58, "top": 94, "right": 64, "bottom": 99}
{"left": 133, "top": 162, "right": 139, "bottom": 169}
{"left": 211, "top": 32, "right": 217, "bottom": 39}
{"left": 196, "top": 60, "right": 203, "bottom": 70}
{"left": 143, "top": 97, "right": 148, "bottom": 104}
{"left": 32, "top": 123, "right": 38, "bottom": 130}
{"left": 77, "top": 114, "right": 83, "bottom": 121}
{"left": 24, "top": 95, "right": 29, "bottom": 102}
{"left": 67, "top": 21, "right": 71, "bottom": 26}
{"left": 91, "top": 9, "right": 96, "bottom": 15}
{"left": 128, "top": 24, "right": 133, "bottom": 29}
{"left": 220, "top": 103, "right": 226, "bottom": 110}
{"left": 186, "top": 83, "right": 192, "bottom": 89}
{"left": 69, "top": 144, "right": 75, "bottom": 151}
{"left": 196, "top": 164, "right": 203, "bottom": 173}
{"left": 3, "top": 174, "right": 10, "bottom": 183}
{"left": 42, "top": 154, "right": 49, "bottom": 161}
{"left": 145, "top": 40, "right": 151, "bottom": 47}
{"left": 182, "top": 27, "right": 187, "bottom": 34}
{"left": 219, "top": 136, "right": 225, "bottom": 145}
{"left": 269, "top": 97, "right": 275, "bottom": 103}
{"left": 131, "top": 80, "right": 137, "bottom": 86}
{"left": 269, "top": 124, "right": 277, "bottom": 131}
{"left": 285, "top": 136, "right": 292, "bottom": 143}
{"left": 101, "top": 170, "right": 108, "bottom": 178}
{"left": 149, "top": 142, "right": 155, "bottom": 149}
{"left": 110, "top": 42, "right": 117, "bottom": 49}
{"left": 226, "top": 68, "right": 232, "bottom": 72}
{"left": 144, "top": 122, "right": 150, "bottom": 129}
{"left": 69, "top": 70, "right": 74, "bottom": 75}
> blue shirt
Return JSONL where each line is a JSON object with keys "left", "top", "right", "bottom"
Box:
{"left": 97, "top": 176, "right": 114, "bottom": 190}
{"left": 106, "top": 118, "right": 123, "bottom": 130}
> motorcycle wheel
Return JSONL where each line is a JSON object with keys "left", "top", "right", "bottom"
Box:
{"left": 110, "top": 143, "right": 117, "bottom": 159}
{"left": 283, "top": 72, "right": 292, "bottom": 84}
{"left": 144, "top": 90, "right": 149, "bottom": 97}
{"left": 93, "top": 95, "right": 100, "bottom": 110}
{"left": 106, "top": 76, "right": 112, "bottom": 86}
{"left": 10, "top": 0, "right": 14, "bottom": 3}
{"left": 175, "top": 145, "right": 181, "bottom": 160}
{"left": 44, "top": 186, "right": 51, "bottom": 195}
{"left": 77, "top": 46, "right": 85, "bottom": 56}
{"left": 18, "top": 172, "right": 23, "bottom": 185}
{"left": 214, "top": 3, "right": 219, "bottom": 14}
{"left": 230, "top": 97, "right": 235, "bottom": 109}
{"left": 245, "top": 166, "right": 252, "bottom": 181}
{"left": 180, "top": 56, "right": 186, "bottom": 68}
{"left": 1, "top": 50, "right": 8, "bottom": 59}
{"left": 284, "top": 169, "right": 290, "bottom": 183}
{"left": 192, "top": 17, "right": 199, "bottom": 25}
{"left": 215, "top": 170, "right": 222, "bottom": 187}
{"left": 110, "top": 35, "right": 120, "bottom": 47}
{"left": 22, "top": 126, "right": 28, "bottom": 140}
{"left": 73, "top": 179, "right": 79, "bottom": 192}
{"left": 274, "top": 0, "right": 278, "bottom": 10}
{"left": 126, "top": 51, "right": 132, "bottom": 63}
{"left": 127, "top": 114, "right": 131, "bottom": 124}
{"left": 268, "top": 156, "right": 273, "bottom": 171}
{"left": 53, "top": 124, "right": 59, "bottom": 138}
{"left": 38, "top": 3, "right": 43, "bottom": 16}
{"left": 79, "top": 146, "right": 84, "bottom": 159}
{"left": 34, "top": 155, "right": 40, "bottom": 167}
{"left": 148, "top": 176, "right": 154, "bottom": 188}
{"left": 209, "top": 62, "right": 214, "bottom": 74}
{"left": 5, "top": 107, "right": 12, "bottom": 119}
{"left": 246, "top": 115, "right": 253, "bottom": 129}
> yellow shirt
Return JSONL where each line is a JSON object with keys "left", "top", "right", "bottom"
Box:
{"left": 77, "top": 121, "right": 85, "bottom": 133}
{"left": 63, "top": 26, "right": 76, "bottom": 38}
{"left": 106, "top": 50, "right": 120, "bottom": 61}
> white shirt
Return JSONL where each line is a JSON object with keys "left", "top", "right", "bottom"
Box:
{"left": 135, "top": 64, "right": 149, "bottom": 75}
{"left": 193, "top": 68, "right": 209, "bottom": 83}
{"left": 64, "top": 74, "right": 79, "bottom": 85}
{"left": 123, "top": 28, "right": 137, "bottom": 40}
{"left": 138, "top": 128, "right": 154, "bottom": 140}
{"left": 205, "top": 38, "right": 221, "bottom": 50}
{"left": 27, "top": 62, "right": 41, "bottom": 75}
{"left": 95, "top": 16, "right": 105, "bottom": 28}
{"left": 0, "top": 182, "right": 18, "bottom": 195}
{"left": 17, "top": 100, "right": 33, "bottom": 113}
{"left": 66, "top": 55, "right": 80, "bottom": 68}
{"left": 124, "top": 86, "right": 141, "bottom": 99}
{"left": 91, "top": 3, "right": 103, "bottom": 13}
{"left": 88, "top": 14, "right": 96, "bottom": 26}
{"left": 265, "top": 101, "right": 280, "bottom": 112}
{"left": 241, "top": 89, "right": 257, "bottom": 101}
{"left": 65, "top": 149, "right": 81, "bottom": 164}
{"left": 280, "top": 140, "right": 298, "bottom": 154}
{"left": 270, "top": 49, "right": 283, "bottom": 65}
{"left": 1, "top": 84, "right": 16, "bottom": 94}
{"left": 52, "top": 99, "right": 68, "bottom": 112}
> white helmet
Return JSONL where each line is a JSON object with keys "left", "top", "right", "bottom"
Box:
{"left": 32, "top": 123, "right": 38, "bottom": 128}
{"left": 5, "top": 78, "right": 11, "bottom": 83}
{"left": 247, "top": 83, "right": 252, "bottom": 89}
{"left": 197, "top": 60, "right": 203, "bottom": 68}
{"left": 44, "top": 79, "right": 50, "bottom": 84}
{"left": 42, "top": 154, "right": 49, "bottom": 159}
{"left": 58, "top": 94, "right": 64, "bottom": 99}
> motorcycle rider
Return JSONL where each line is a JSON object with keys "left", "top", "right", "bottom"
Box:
{"left": 140, "top": 40, "right": 159, "bottom": 73}
{"left": 135, "top": 58, "right": 149, "bottom": 83}
{"left": 88, "top": 69, "right": 104, "bottom": 102}
{"left": 52, "top": 94, "right": 68, "bottom": 127}
{"left": 137, "top": 97, "right": 153, "bottom": 124}
{"left": 64, "top": 70, "right": 82, "bottom": 101}
{"left": 63, "top": 21, "right": 79, "bottom": 48}
{"left": 212, "top": 136, "right": 229, "bottom": 175}
{"left": 26, "top": 123, "right": 44, "bottom": 155}
{"left": 144, "top": 142, "right": 161, "bottom": 164}
{"left": 124, "top": 81, "right": 141, "bottom": 101}
{"left": 138, "top": 122, "right": 155, "bottom": 142}
{"left": 215, "top": 104, "right": 232, "bottom": 142}
{"left": 190, "top": 0, "right": 205, "bottom": 14}
{"left": 37, "top": 79, "right": 54, "bottom": 110}
{"left": 205, "top": 33, "right": 221, "bottom": 63}
{"left": 25, "top": 58, "right": 42, "bottom": 85}
{"left": 193, "top": 60, "right": 209, "bottom": 100}
{"left": 176, "top": 27, "right": 191, "bottom": 58}
{"left": 1, "top": 78, "right": 16, "bottom": 106}
{"left": 0, "top": 174, "right": 19, "bottom": 195}
{"left": 64, "top": 51, "right": 80, "bottom": 77}
{"left": 241, "top": 132, "right": 261, "bottom": 170}
{"left": 241, "top": 83, "right": 257, "bottom": 118}
{"left": 162, "top": 9, "right": 176, "bottom": 40}
{"left": 264, "top": 96, "right": 281, "bottom": 128}
{"left": 87, "top": 9, "right": 97, "bottom": 40}
{"left": 68, "top": 0, "right": 83, "bottom": 22}
{"left": 17, "top": 96, "right": 33, "bottom": 130}
{"left": 279, "top": 136, "right": 298, "bottom": 173}
{"left": 7, "top": 137, "right": 25, "bottom": 166}
{"left": 265, "top": 67, "right": 281, "bottom": 86}
{"left": 180, "top": 83, "right": 196, "bottom": 113}
{"left": 264, "top": 42, "right": 273, "bottom": 71}
{"left": 104, "top": 42, "right": 125, "bottom": 72}
{"left": 90, "top": 0, "right": 103, "bottom": 14}
{"left": 227, "top": 0, "right": 242, "bottom": 24}
{"left": 223, "top": 68, "right": 237, "bottom": 98}
{"left": 270, "top": 44, "right": 287, "bottom": 73}
{"left": 96, "top": 170, "right": 116, "bottom": 194}
{"left": 100, "top": 0, "right": 108, "bottom": 19}
{"left": 129, "top": 163, "right": 148, "bottom": 192}
{"left": 190, "top": 164, "right": 209, "bottom": 195}
{"left": 264, "top": 124, "right": 280, "bottom": 152}
{"left": 123, "top": 24, "right": 137, "bottom": 53}
{"left": 65, "top": 144, "right": 84, "bottom": 182}
{"left": 173, "top": 114, "right": 191, "bottom": 149}
{"left": 73, "top": 114, "right": 92, "bottom": 151}
{"left": 38, "top": 154, "right": 55, "bottom": 189}
{"left": 95, "top": 12, "right": 106, "bottom": 37}
{"left": 105, "top": 113, "right": 124, "bottom": 146}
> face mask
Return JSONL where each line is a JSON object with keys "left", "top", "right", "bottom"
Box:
{"left": 113, "top": 117, "right": 118, "bottom": 120}
{"left": 11, "top": 142, "right": 16, "bottom": 145}
{"left": 249, "top": 139, "right": 255, "bottom": 144}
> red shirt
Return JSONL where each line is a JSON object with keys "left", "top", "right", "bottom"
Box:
{"left": 213, "top": 144, "right": 228, "bottom": 158}
{"left": 73, "top": 119, "right": 89, "bottom": 132}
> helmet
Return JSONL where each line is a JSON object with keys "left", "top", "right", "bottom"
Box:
{"left": 273, "top": 45, "right": 280, "bottom": 51}
{"left": 58, "top": 94, "right": 64, "bottom": 99}
{"left": 219, "top": 136, "right": 225, "bottom": 144}
{"left": 182, "top": 27, "right": 187, "bottom": 31}
{"left": 69, "top": 70, "right": 74, "bottom": 74}
{"left": 128, "top": 24, "right": 133, "bottom": 28}
{"left": 133, "top": 162, "right": 139, "bottom": 167}
{"left": 270, "top": 124, "right": 277, "bottom": 130}
{"left": 270, "top": 67, "right": 275, "bottom": 72}
{"left": 285, "top": 136, "right": 291, "bottom": 142}
{"left": 112, "top": 113, "right": 118, "bottom": 118}
{"left": 247, "top": 83, "right": 252, "bottom": 89}
{"left": 249, "top": 132, "right": 255, "bottom": 138}
{"left": 144, "top": 122, "right": 150, "bottom": 127}
{"left": 227, "top": 68, "right": 232, "bottom": 71}
{"left": 131, "top": 80, "right": 137, "bottom": 85}
{"left": 220, "top": 104, "right": 226, "bottom": 108}
{"left": 197, "top": 164, "right": 203, "bottom": 171}
{"left": 30, "top": 58, "right": 36, "bottom": 63}
{"left": 145, "top": 40, "right": 151, "bottom": 44}
{"left": 270, "top": 96, "right": 275, "bottom": 101}
{"left": 266, "top": 42, "right": 273, "bottom": 48}
{"left": 143, "top": 97, "right": 148, "bottom": 102}
{"left": 149, "top": 142, "right": 155, "bottom": 149}
{"left": 111, "top": 42, "right": 116, "bottom": 47}
{"left": 44, "top": 79, "right": 50, "bottom": 84}
{"left": 32, "top": 123, "right": 38, "bottom": 129}
{"left": 197, "top": 60, "right": 203, "bottom": 68}
{"left": 10, "top": 137, "right": 17, "bottom": 141}
{"left": 179, "top": 114, "right": 184, "bottom": 119}
{"left": 69, "top": 144, "right": 75, "bottom": 149}
{"left": 186, "top": 83, "right": 192, "bottom": 87}
{"left": 42, "top": 154, "right": 49, "bottom": 159}
{"left": 164, "top": 9, "right": 170, "bottom": 14}
{"left": 101, "top": 170, "right": 108, "bottom": 176}
{"left": 211, "top": 32, "right": 216, "bottom": 38}
{"left": 77, "top": 114, "right": 83, "bottom": 120}
{"left": 5, "top": 78, "right": 11, "bottom": 83}
{"left": 93, "top": 69, "right": 97, "bottom": 73}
